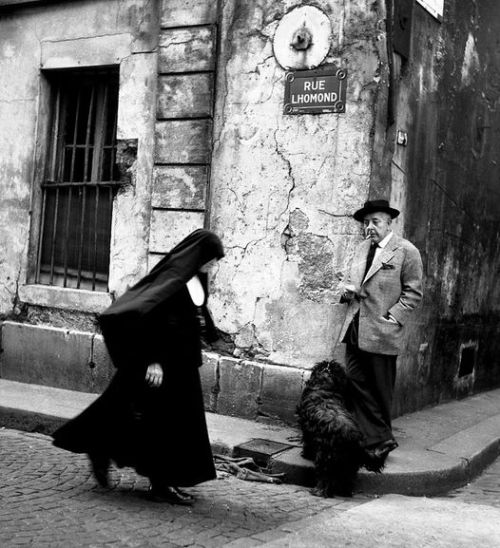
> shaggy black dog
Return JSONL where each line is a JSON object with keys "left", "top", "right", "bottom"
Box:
{"left": 296, "top": 360, "right": 384, "bottom": 497}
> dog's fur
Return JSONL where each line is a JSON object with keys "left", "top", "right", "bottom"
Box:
{"left": 296, "top": 360, "right": 383, "bottom": 497}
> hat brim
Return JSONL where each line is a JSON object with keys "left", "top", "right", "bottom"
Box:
{"left": 353, "top": 206, "right": 400, "bottom": 222}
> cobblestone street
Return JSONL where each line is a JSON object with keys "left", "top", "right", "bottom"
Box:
{"left": 3, "top": 427, "right": 500, "bottom": 547}
{"left": 0, "top": 428, "right": 366, "bottom": 547}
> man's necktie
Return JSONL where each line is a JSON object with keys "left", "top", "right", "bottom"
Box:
{"left": 364, "top": 243, "right": 378, "bottom": 277}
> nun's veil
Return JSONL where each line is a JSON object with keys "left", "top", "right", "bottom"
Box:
{"left": 98, "top": 229, "right": 224, "bottom": 368}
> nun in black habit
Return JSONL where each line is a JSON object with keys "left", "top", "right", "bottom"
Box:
{"left": 52, "top": 229, "right": 224, "bottom": 505}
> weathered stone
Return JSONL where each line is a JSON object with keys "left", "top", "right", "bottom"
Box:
{"left": 115, "top": 138, "right": 138, "bottom": 185}
{"left": 110, "top": 52, "right": 157, "bottom": 297}
{"left": 0, "top": 322, "right": 95, "bottom": 392}
{"left": 152, "top": 166, "right": 207, "bottom": 209}
{"left": 257, "top": 295, "right": 347, "bottom": 367}
{"left": 147, "top": 253, "right": 164, "bottom": 272}
{"left": 259, "top": 364, "right": 304, "bottom": 424}
{"left": 91, "top": 334, "right": 116, "bottom": 392}
{"left": 157, "top": 74, "right": 213, "bottom": 118}
{"left": 18, "top": 285, "right": 112, "bottom": 314}
{"left": 155, "top": 120, "right": 212, "bottom": 163}
{"left": 159, "top": 27, "right": 215, "bottom": 73}
{"left": 149, "top": 209, "right": 205, "bottom": 253}
{"left": 199, "top": 351, "right": 220, "bottom": 411}
{"left": 41, "top": 34, "right": 133, "bottom": 69}
{"left": 2, "top": 0, "right": 500, "bottom": 425}
{"left": 128, "top": 0, "right": 160, "bottom": 53}
{"left": 208, "top": 0, "right": 376, "bottom": 370}
{"left": 161, "top": 0, "right": 217, "bottom": 27}
{"left": 217, "top": 358, "right": 263, "bottom": 419}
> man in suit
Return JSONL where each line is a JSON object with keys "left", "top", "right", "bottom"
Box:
{"left": 338, "top": 200, "right": 423, "bottom": 463}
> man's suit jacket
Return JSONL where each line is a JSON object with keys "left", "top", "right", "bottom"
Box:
{"left": 338, "top": 233, "right": 423, "bottom": 355}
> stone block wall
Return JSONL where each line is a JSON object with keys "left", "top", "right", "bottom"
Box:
{"left": 198, "top": 354, "right": 310, "bottom": 424}
{"left": 0, "top": 322, "right": 114, "bottom": 393}
{"left": 0, "top": 321, "right": 307, "bottom": 424}
{"left": 149, "top": 0, "right": 218, "bottom": 262}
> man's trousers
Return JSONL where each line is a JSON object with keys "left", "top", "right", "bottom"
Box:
{"left": 345, "top": 342, "right": 397, "bottom": 447}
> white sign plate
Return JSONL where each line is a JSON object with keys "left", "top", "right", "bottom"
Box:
{"left": 416, "top": 0, "right": 444, "bottom": 20}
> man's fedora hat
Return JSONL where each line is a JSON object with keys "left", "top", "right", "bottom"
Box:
{"left": 353, "top": 199, "right": 400, "bottom": 222}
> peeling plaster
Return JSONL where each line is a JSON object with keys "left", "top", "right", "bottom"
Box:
{"left": 209, "top": 0, "right": 381, "bottom": 365}
{"left": 461, "top": 32, "right": 480, "bottom": 87}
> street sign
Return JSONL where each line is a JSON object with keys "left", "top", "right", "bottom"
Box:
{"left": 283, "top": 64, "right": 347, "bottom": 115}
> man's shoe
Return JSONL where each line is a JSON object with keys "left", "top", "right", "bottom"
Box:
{"left": 374, "top": 439, "right": 398, "bottom": 459}
{"left": 363, "top": 439, "right": 398, "bottom": 472}
{"left": 88, "top": 453, "right": 110, "bottom": 488}
{"left": 149, "top": 485, "right": 194, "bottom": 505}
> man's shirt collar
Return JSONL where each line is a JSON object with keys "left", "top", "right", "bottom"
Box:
{"left": 377, "top": 231, "right": 394, "bottom": 249}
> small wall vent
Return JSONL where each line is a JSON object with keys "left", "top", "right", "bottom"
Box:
{"left": 458, "top": 342, "right": 478, "bottom": 378}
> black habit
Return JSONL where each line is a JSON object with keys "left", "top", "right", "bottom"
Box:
{"left": 52, "top": 229, "right": 224, "bottom": 487}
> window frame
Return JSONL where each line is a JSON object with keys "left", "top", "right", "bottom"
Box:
{"left": 33, "top": 67, "right": 121, "bottom": 293}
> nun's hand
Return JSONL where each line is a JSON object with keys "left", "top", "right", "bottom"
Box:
{"left": 145, "top": 363, "right": 164, "bottom": 388}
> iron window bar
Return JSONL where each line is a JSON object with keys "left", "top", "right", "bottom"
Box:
{"left": 35, "top": 72, "right": 120, "bottom": 292}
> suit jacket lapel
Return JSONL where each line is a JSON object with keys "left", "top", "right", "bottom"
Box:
{"left": 363, "top": 234, "right": 400, "bottom": 284}
{"left": 355, "top": 240, "right": 371, "bottom": 286}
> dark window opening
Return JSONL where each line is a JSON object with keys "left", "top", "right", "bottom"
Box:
{"left": 458, "top": 344, "right": 477, "bottom": 378}
{"left": 36, "top": 69, "right": 120, "bottom": 291}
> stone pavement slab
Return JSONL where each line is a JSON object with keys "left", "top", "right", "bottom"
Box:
{"left": 259, "top": 494, "right": 500, "bottom": 547}
{"left": 1, "top": 379, "right": 500, "bottom": 496}
{"left": 444, "top": 449, "right": 500, "bottom": 508}
{"left": 358, "top": 389, "right": 500, "bottom": 495}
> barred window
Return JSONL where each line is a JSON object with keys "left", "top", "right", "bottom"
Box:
{"left": 36, "top": 69, "right": 120, "bottom": 291}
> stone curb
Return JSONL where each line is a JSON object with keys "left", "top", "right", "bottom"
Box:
{"left": 355, "top": 444, "right": 500, "bottom": 497}
{"left": 0, "top": 406, "right": 65, "bottom": 436}
{"left": 268, "top": 434, "right": 500, "bottom": 496}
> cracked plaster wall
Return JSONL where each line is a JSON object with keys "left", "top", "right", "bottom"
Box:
{"left": 209, "top": 0, "right": 386, "bottom": 367}
{"left": 0, "top": 0, "right": 157, "bottom": 318}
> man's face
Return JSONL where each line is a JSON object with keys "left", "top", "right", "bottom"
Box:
{"left": 363, "top": 212, "right": 392, "bottom": 244}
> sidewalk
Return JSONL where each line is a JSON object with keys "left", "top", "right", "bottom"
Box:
{"left": 1, "top": 378, "right": 500, "bottom": 496}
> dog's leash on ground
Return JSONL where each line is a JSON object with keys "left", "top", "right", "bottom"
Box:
{"left": 213, "top": 454, "right": 285, "bottom": 484}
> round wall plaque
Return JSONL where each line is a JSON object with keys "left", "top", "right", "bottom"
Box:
{"left": 273, "top": 6, "right": 332, "bottom": 70}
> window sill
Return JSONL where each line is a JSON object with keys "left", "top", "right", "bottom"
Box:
{"left": 19, "top": 284, "right": 112, "bottom": 313}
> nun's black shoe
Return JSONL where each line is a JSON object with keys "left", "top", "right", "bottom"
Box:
{"left": 88, "top": 453, "right": 110, "bottom": 488}
{"left": 149, "top": 485, "right": 194, "bottom": 505}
